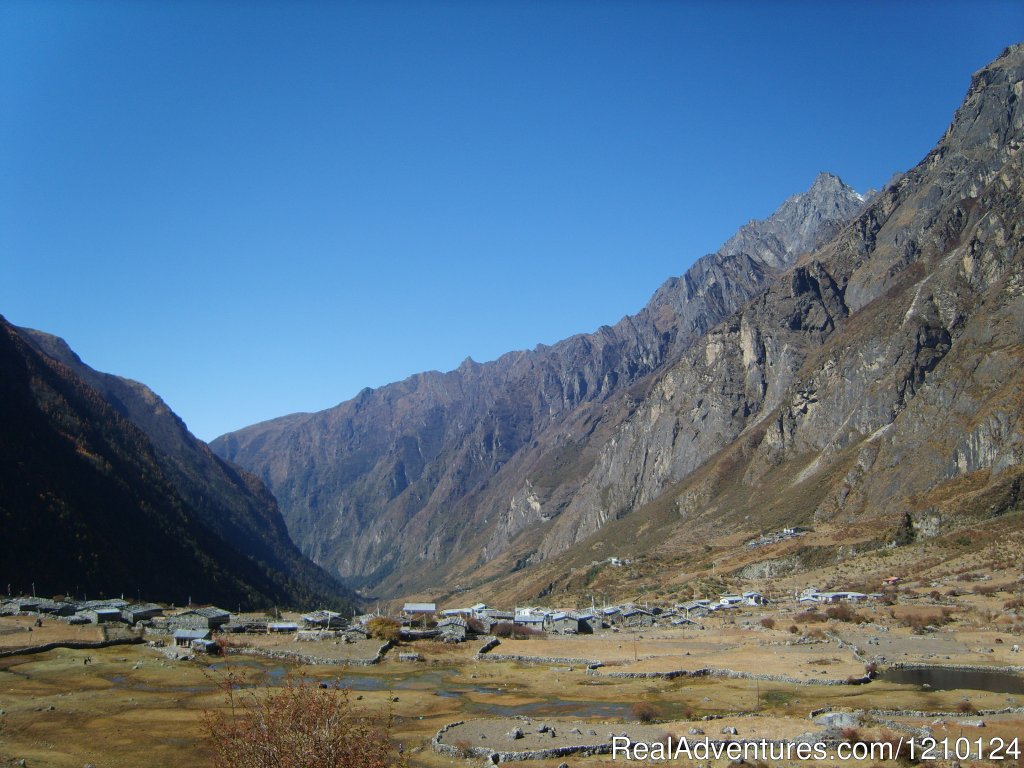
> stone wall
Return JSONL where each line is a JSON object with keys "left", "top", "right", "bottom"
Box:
{"left": 590, "top": 667, "right": 871, "bottom": 687}
{"left": 223, "top": 639, "right": 392, "bottom": 666}
{"left": 0, "top": 636, "right": 144, "bottom": 658}
{"left": 432, "top": 718, "right": 613, "bottom": 763}
{"left": 473, "top": 636, "right": 600, "bottom": 667}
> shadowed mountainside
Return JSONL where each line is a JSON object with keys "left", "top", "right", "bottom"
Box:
{"left": 1, "top": 319, "right": 354, "bottom": 609}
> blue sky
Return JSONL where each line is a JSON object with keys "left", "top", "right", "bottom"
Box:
{"left": 2, "top": 1, "right": 1021, "bottom": 441}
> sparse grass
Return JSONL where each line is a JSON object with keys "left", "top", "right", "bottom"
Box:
{"left": 795, "top": 609, "right": 825, "bottom": 623}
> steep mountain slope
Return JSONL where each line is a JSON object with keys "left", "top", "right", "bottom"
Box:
{"left": 466, "top": 44, "right": 1024, "bottom": 605}
{"left": 0, "top": 318, "right": 353, "bottom": 609}
{"left": 213, "top": 171, "right": 865, "bottom": 593}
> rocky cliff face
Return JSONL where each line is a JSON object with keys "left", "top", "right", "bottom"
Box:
{"left": 212, "top": 168, "right": 865, "bottom": 592}
{"left": 534, "top": 44, "right": 1024, "bottom": 564}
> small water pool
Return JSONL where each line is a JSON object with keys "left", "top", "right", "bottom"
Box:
{"left": 881, "top": 666, "right": 1024, "bottom": 695}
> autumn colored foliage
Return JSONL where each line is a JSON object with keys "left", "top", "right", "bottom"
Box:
{"left": 203, "top": 674, "right": 406, "bottom": 768}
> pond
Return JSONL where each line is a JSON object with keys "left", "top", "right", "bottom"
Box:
{"left": 881, "top": 666, "right": 1024, "bottom": 695}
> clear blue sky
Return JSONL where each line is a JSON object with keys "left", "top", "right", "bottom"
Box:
{"left": 2, "top": 1, "right": 1020, "bottom": 441}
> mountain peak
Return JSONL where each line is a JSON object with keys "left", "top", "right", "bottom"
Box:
{"left": 808, "top": 171, "right": 858, "bottom": 198}
{"left": 716, "top": 172, "right": 865, "bottom": 270}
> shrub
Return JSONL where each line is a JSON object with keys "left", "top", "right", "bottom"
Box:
{"left": 366, "top": 617, "right": 401, "bottom": 642}
{"left": 631, "top": 701, "right": 658, "bottom": 723}
{"left": 759, "top": 617, "right": 776, "bottom": 629}
{"left": 788, "top": 624, "right": 799, "bottom": 634}
{"left": 825, "top": 604, "right": 867, "bottom": 623}
{"left": 899, "top": 611, "right": 953, "bottom": 634}
{"left": 492, "top": 622, "right": 542, "bottom": 639}
{"left": 956, "top": 698, "right": 976, "bottom": 713}
{"left": 203, "top": 674, "right": 406, "bottom": 768}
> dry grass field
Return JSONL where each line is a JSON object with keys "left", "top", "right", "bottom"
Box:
{"left": 1, "top": 606, "right": 1022, "bottom": 767}
{"left": 0, "top": 617, "right": 103, "bottom": 650}
{"left": 2, "top": 510, "right": 1022, "bottom": 767}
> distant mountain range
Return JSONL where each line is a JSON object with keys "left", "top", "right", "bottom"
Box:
{"left": 210, "top": 170, "right": 866, "bottom": 597}
{"left": 214, "top": 45, "right": 1024, "bottom": 601}
{"left": 0, "top": 318, "right": 355, "bottom": 609}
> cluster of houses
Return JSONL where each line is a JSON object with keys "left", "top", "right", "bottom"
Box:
{"left": 431, "top": 596, "right": 757, "bottom": 635}
{"left": 798, "top": 587, "right": 878, "bottom": 604}
{"left": 746, "top": 526, "right": 811, "bottom": 549}
{"left": 2, "top": 584, "right": 888, "bottom": 655}
{"left": 0, "top": 596, "right": 164, "bottom": 626}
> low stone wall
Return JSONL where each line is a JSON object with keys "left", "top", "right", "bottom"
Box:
{"left": 0, "top": 635, "right": 144, "bottom": 658}
{"left": 433, "top": 718, "right": 849, "bottom": 764}
{"left": 827, "top": 631, "right": 868, "bottom": 662}
{"left": 591, "top": 667, "right": 871, "bottom": 687}
{"left": 479, "top": 653, "right": 602, "bottom": 667}
{"left": 472, "top": 636, "right": 600, "bottom": 667}
{"left": 224, "top": 639, "right": 393, "bottom": 666}
{"left": 432, "top": 718, "right": 612, "bottom": 763}
{"left": 888, "top": 661, "right": 1024, "bottom": 674}
{"left": 868, "top": 705, "right": 1024, "bottom": 718}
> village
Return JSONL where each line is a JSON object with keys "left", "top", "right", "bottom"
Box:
{"left": 2, "top": 497, "right": 1024, "bottom": 768}
{"left": 1, "top": 581, "right": 901, "bottom": 656}
{"left": 2, "top": 548, "right": 1023, "bottom": 768}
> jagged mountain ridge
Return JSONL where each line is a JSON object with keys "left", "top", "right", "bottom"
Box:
{"left": 1, "top": 319, "right": 354, "bottom": 609}
{"left": 465, "top": 44, "right": 1024, "bottom": 604}
{"left": 212, "top": 170, "right": 866, "bottom": 593}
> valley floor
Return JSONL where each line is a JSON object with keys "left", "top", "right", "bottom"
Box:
{"left": 1, "top": 604, "right": 1022, "bottom": 768}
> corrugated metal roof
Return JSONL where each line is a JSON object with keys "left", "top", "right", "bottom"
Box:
{"left": 403, "top": 602, "right": 436, "bottom": 613}
{"left": 174, "top": 629, "right": 211, "bottom": 640}
{"left": 193, "top": 606, "right": 230, "bottom": 619}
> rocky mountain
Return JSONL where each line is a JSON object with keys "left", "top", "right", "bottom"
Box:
{"left": 548, "top": 42, "right": 1023, "bottom": 542}
{"left": 217, "top": 46, "right": 1023, "bottom": 601}
{"left": 1, "top": 317, "right": 354, "bottom": 609}
{"left": 212, "top": 171, "right": 865, "bottom": 594}
{"left": 466, "top": 43, "right": 1024, "bottom": 604}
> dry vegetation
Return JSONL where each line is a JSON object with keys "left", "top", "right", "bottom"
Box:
{"left": 203, "top": 674, "right": 405, "bottom": 768}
